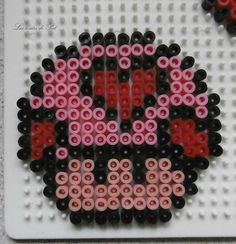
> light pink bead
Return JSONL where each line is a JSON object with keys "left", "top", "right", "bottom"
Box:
{"left": 81, "top": 108, "right": 93, "bottom": 120}
{"left": 159, "top": 171, "right": 172, "bottom": 184}
{"left": 119, "top": 44, "right": 131, "bottom": 57}
{"left": 56, "top": 147, "right": 68, "bottom": 160}
{"left": 183, "top": 94, "right": 195, "bottom": 106}
{"left": 67, "top": 58, "right": 80, "bottom": 70}
{"left": 82, "top": 198, "right": 94, "bottom": 211}
{"left": 145, "top": 107, "right": 157, "bottom": 119}
{"left": 119, "top": 57, "right": 131, "bottom": 69}
{"left": 159, "top": 184, "right": 172, "bottom": 197}
{"left": 145, "top": 120, "right": 157, "bottom": 132}
{"left": 56, "top": 109, "right": 68, "bottom": 121}
{"left": 82, "top": 172, "right": 94, "bottom": 185}
{"left": 68, "top": 83, "right": 79, "bottom": 95}
{"left": 120, "top": 159, "right": 132, "bottom": 171}
{"left": 170, "top": 94, "right": 183, "bottom": 106}
{"left": 146, "top": 171, "right": 159, "bottom": 184}
{"left": 43, "top": 71, "right": 54, "bottom": 83}
{"left": 82, "top": 185, "right": 94, "bottom": 198}
{"left": 55, "top": 172, "right": 68, "bottom": 185}
{"left": 56, "top": 186, "right": 68, "bottom": 199}
{"left": 172, "top": 171, "right": 185, "bottom": 183}
{"left": 156, "top": 57, "right": 169, "bottom": 69}
{"left": 156, "top": 107, "right": 169, "bottom": 119}
{"left": 158, "top": 158, "right": 171, "bottom": 171}
{"left": 105, "top": 44, "right": 118, "bottom": 57}
{"left": 54, "top": 71, "right": 67, "bottom": 83}
{"left": 81, "top": 96, "right": 93, "bottom": 108}
{"left": 159, "top": 197, "right": 172, "bottom": 209}
{"left": 69, "top": 172, "right": 81, "bottom": 185}
{"left": 145, "top": 132, "right": 157, "bottom": 145}
{"left": 183, "top": 81, "right": 196, "bottom": 93}
{"left": 94, "top": 121, "right": 106, "bottom": 134}
{"left": 69, "top": 185, "right": 81, "bottom": 198}
{"left": 92, "top": 45, "right": 105, "bottom": 57}
{"left": 196, "top": 106, "right": 208, "bottom": 119}
{"left": 30, "top": 97, "right": 43, "bottom": 109}
{"left": 93, "top": 108, "right": 105, "bottom": 120}
{"left": 68, "top": 134, "right": 81, "bottom": 146}
{"left": 146, "top": 184, "right": 159, "bottom": 197}
{"left": 145, "top": 158, "right": 158, "bottom": 171}
{"left": 68, "top": 159, "right": 81, "bottom": 172}
{"left": 144, "top": 44, "right": 155, "bottom": 56}
{"left": 69, "top": 199, "right": 81, "bottom": 212}
{"left": 172, "top": 184, "right": 185, "bottom": 197}
{"left": 107, "top": 133, "right": 119, "bottom": 145}
{"left": 95, "top": 198, "right": 107, "bottom": 211}
{"left": 107, "top": 172, "right": 120, "bottom": 185}
{"left": 133, "top": 184, "right": 145, "bottom": 197}
{"left": 108, "top": 159, "right": 120, "bottom": 172}
{"left": 107, "top": 121, "right": 119, "bottom": 133}
{"left": 195, "top": 94, "right": 208, "bottom": 106}
{"left": 82, "top": 121, "right": 93, "bottom": 134}
{"left": 120, "top": 184, "right": 133, "bottom": 197}
{"left": 157, "top": 94, "right": 170, "bottom": 107}
{"left": 82, "top": 134, "right": 94, "bottom": 146}
{"left": 80, "top": 45, "right": 92, "bottom": 58}
{"left": 108, "top": 197, "right": 120, "bottom": 210}
{"left": 80, "top": 58, "right": 92, "bottom": 70}
{"left": 55, "top": 59, "right": 67, "bottom": 71}
{"left": 55, "top": 96, "right": 67, "bottom": 108}
{"left": 68, "top": 109, "right": 80, "bottom": 120}
{"left": 55, "top": 83, "right": 67, "bottom": 95}
{"left": 146, "top": 197, "right": 159, "bottom": 210}
{"left": 120, "top": 171, "right": 133, "bottom": 184}
{"left": 43, "top": 84, "right": 55, "bottom": 96}
{"left": 95, "top": 185, "right": 107, "bottom": 198}
{"left": 43, "top": 96, "right": 55, "bottom": 108}
{"left": 169, "top": 56, "right": 181, "bottom": 69}
{"left": 94, "top": 134, "right": 107, "bottom": 146}
{"left": 82, "top": 159, "right": 95, "bottom": 172}
{"left": 133, "top": 120, "right": 145, "bottom": 133}
{"left": 108, "top": 185, "right": 120, "bottom": 198}
{"left": 67, "top": 70, "right": 79, "bottom": 83}
{"left": 182, "top": 69, "right": 194, "bottom": 81}
{"left": 68, "top": 96, "right": 80, "bottom": 108}
{"left": 131, "top": 44, "right": 143, "bottom": 56}
{"left": 170, "top": 69, "right": 182, "bottom": 81}
{"left": 121, "top": 197, "right": 134, "bottom": 209}
{"left": 132, "top": 133, "right": 145, "bottom": 145}
{"left": 170, "top": 81, "right": 183, "bottom": 93}
{"left": 69, "top": 121, "right": 81, "bottom": 134}
{"left": 134, "top": 197, "right": 146, "bottom": 210}
{"left": 120, "top": 133, "right": 132, "bottom": 145}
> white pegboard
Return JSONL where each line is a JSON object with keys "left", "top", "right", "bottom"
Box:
{"left": 4, "top": 0, "right": 236, "bottom": 239}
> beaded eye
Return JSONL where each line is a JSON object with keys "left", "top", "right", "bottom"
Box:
{"left": 17, "top": 31, "right": 223, "bottom": 225}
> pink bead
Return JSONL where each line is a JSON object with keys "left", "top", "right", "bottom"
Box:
{"left": 82, "top": 198, "right": 94, "bottom": 211}
{"left": 43, "top": 71, "right": 54, "bottom": 83}
{"left": 169, "top": 56, "right": 181, "bottom": 69}
{"left": 68, "top": 109, "right": 80, "bottom": 120}
{"left": 133, "top": 120, "right": 145, "bottom": 133}
{"left": 170, "top": 69, "right": 182, "bottom": 81}
{"left": 156, "top": 57, "right": 169, "bottom": 69}
{"left": 69, "top": 121, "right": 81, "bottom": 134}
{"left": 170, "top": 81, "right": 183, "bottom": 93}
{"left": 156, "top": 107, "right": 169, "bottom": 119}
{"left": 68, "top": 96, "right": 80, "bottom": 108}
{"left": 159, "top": 197, "right": 172, "bottom": 209}
{"left": 81, "top": 96, "right": 93, "bottom": 108}
{"left": 145, "top": 158, "right": 158, "bottom": 171}
{"left": 132, "top": 133, "right": 145, "bottom": 145}
{"left": 146, "top": 171, "right": 159, "bottom": 184}
{"left": 121, "top": 197, "right": 134, "bottom": 209}
{"left": 95, "top": 198, "right": 107, "bottom": 211}
{"left": 172, "top": 184, "right": 185, "bottom": 197}
{"left": 93, "top": 108, "right": 105, "bottom": 120}
{"left": 182, "top": 69, "right": 194, "bottom": 81}
{"left": 107, "top": 133, "right": 119, "bottom": 145}
{"left": 43, "top": 96, "right": 55, "bottom": 108}
{"left": 67, "top": 70, "right": 79, "bottom": 83}
{"left": 94, "top": 121, "right": 106, "bottom": 134}
{"left": 56, "top": 186, "right": 68, "bottom": 199}
{"left": 108, "top": 197, "right": 120, "bottom": 210}
{"left": 68, "top": 159, "right": 81, "bottom": 172}
{"left": 183, "top": 81, "right": 196, "bottom": 93}
{"left": 144, "top": 44, "right": 155, "bottom": 56}
{"left": 120, "top": 171, "right": 133, "bottom": 184}
{"left": 159, "top": 184, "right": 172, "bottom": 197}
{"left": 56, "top": 147, "right": 68, "bottom": 159}
{"left": 108, "top": 159, "right": 120, "bottom": 172}
{"left": 170, "top": 94, "right": 183, "bottom": 106}
{"left": 157, "top": 94, "right": 170, "bottom": 107}
{"left": 107, "top": 121, "right": 119, "bottom": 133}
{"left": 82, "top": 159, "right": 95, "bottom": 172}
{"left": 95, "top": 185, "right": 107, "bottom": 198}
{"left": 105, "top": 44, "right": 118, "bottom": 57}
{"left": 108, "top": 185, "right": 120, "bottom": 198}
{"left": 146, "top": 197, "right": 159, "bottom": 210}
{"left": 92, "top": 45, "right": 105, "bottom": 57}
{"left": 195, "top": 94, "right": 208, "bottom": 106}
{"left": 82, "top": 121, "right": 93, "bottom": 134}
{"left": 55, "top": 83, "right": 67, "bottom": 95}
{"left": 120, "top": 159, "right": 132, "bottom": 171}
{"left": 133, "top": 184, "right": 145, "bottom": 197}
{"left": 145, "top": 107, "right": 157, "bottom": 119}
{"left": 56, "top": 109, "right": 68, "bottom": 121}
{"left": 134, "top": 197, "right": 146, "bottom": 210}
{"left": 82, "top": 172, "right": 94, "bottom": 185}
{"left": 82, "top": 185, "right": 94, "bottom": 198}
{"left": 146, "top": 184, "right": 159, "bottom": 197}
{"left": 120, "top": 184, "right": 133, "bottom": 197}
{"left": 68, "top": 134, "right": 81, "bottom": 146}
{"left": 80, "top": 45, "right": 92, "bottom": 58}
{"left": 145, "top": 120, "right": 157, "bottom": 132}
{"left": 159, "top": 171, "right": 172, "bottom": 184}
{"left": 67, "top": 58, "right": 80, "bottom": 70}
{"left": 43, "top": 84, "right": 55, "bottom": 96}
{"left": 119, "top": 44, "right": 132, "bottom": 57}
{"left": 68, "top": 83, "right": 79, "bottom": 95}
{"left": 107, "top": 172, "right": 120, "bottom": 184}
{"left": 183, "top": 94, "right": 195, "bottom": 106}
{"left": 55, "top": 59, "right": 67, "bottom": 71}
{"left": 196, "top": 106, "right": 208, "bottom": 119}
{"left": 55, "top": 172, "right": 68, "bottom": 185}
{"left": 82, "top": 134, "right": 94, "bottom": 146}
{"left": 80, "top": 58, "right": 92, "bottom": 70}
{"left": 119, "top": 57, "right": 131, "bottom": 69}
{"left": 69, "top": 172, "right": 81, "bottom": 185}
{"left": 69, "top": 185, "right": 81, "bottom": 198}
{"left": 145, "top": 132, "right": 157, "bottom": 145}
{"left": 131, "top": 44, "right": 143, "bottom": 56}
{"left": 172, "top": 171, "right": 185, "bottom": 183}
{"left": 94, "top": 134, "right": 107, "bottom": 146}
{"left": 69, "top": 199, "right": 81, "bottom": 212}
{"left": 30, "top": 97, "right": 43, "bottom": 109}
{"left": 54, "top": 71, "right": 67, "bottom": 83}
{"left": 81, "top": 108, "right": 93, "bottom": 120}
{"left": 55, "top": 96, "right": 67, "bottom": 108}
{"left": 158, "top": 158, "right": 172, "bottom": 171}
{"left": 120, "top": 133, "right": 132, "bottom": 145}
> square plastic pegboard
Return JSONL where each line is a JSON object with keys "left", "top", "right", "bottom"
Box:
{"left": 4, "top": 0, "right": 236, "bottom": 240}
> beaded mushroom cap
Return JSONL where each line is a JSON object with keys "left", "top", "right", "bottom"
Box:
{"left": 17, "top": 31, "right": 223, "bottom": 225}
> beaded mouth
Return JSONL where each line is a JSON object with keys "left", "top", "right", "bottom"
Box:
{"left": 17, "top": 31, "right": 223, "bottom": 226}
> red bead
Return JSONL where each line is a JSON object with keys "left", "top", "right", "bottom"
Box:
{"left": 144, "top": 82, "right": 155, "bottom": 95}
{"left": 32, "top": 122, "right": 44, "bottom": 134}
{"left": 32, "top": 147, "right": 43, "bottom": 159}
{"left": 119, "top": 83, "right": 130, "bottom": 94}
{"left": 107, "top": 71, "right": 117, "bottom": 83}
{"left": 94, "top": 84, "right": 105, "bottom": 96}
{"left": 107, "top": 95, "right": 117, "bottom": 108}
{"left": 119, "top": 95, "right": 130, "bottom": 108}
{"left": 144, "top": 69, "right": 155, "bottom": 83}
{"left": 132, "top": 70, "right": 143, "bottom": 83}
{"left": 107, "top": 84, "right": 117, "bottom": 95}
{"left": 132, "top": 95, "right": 143, "bottom": 106}
{"left": 94, "top": 71, "right": 105, "bottom": 84}
{"left": 31, "top": 134, "right": 44, "bottom": 147}
{"left": 120, "top": 108, "right": 131, "bottom": 120}
{"left": 132, "top": 83, "right": 142, "bottom": 95}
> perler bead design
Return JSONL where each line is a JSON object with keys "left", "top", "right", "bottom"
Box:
{"left": 16, "top": 31, "right": 223, "bottom": 225}
{"left": 202, "top": 0, "right": 236, "bottom": 34}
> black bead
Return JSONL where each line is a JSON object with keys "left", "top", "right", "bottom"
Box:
{"left": 132, "top": 107, "right": 144, "bottom": 120}
{"left": 146, "top": 209, "right": 158, "bottom": 224}
{"left": 80, "top": 70, "right": 92, "bottom": 84}
{"left": 158, "top": 119, "right": 170, "bottom": 130}
{"left": 182, "top": 106, "right": 195, "bottom": 119}
{"left": 94, "top": 170, "right": 107, "bottom": 184}
{"left": 169, "top": 106, "right": 182, "bottom": 119}
{"left": 144, "top": 95, "right": 156, "bottom": 107}
{"left": 170, "top": 144, "right": 184, "bottom": 157}
{"left": 182, "top": 157, "right": 195, "bottom": 170}
{"left": 143, "top": 31, "right": 156, "bottom": 44}
{"left": 209, "top": 145, "right": 223, "bottom": 157}
{"left": 133, "top": 159, "right": 145, "bottom": 170}
{"left": 30, "top": 72, "right": 43, "bottom": 85}
{"left": 67, "top": 45, "right": 80, "bottom": 59}
{"left": 79, "top": 32, "right": 91, "bottom": 46}
{"left": 208, "top": 93, "right": 220, "bottom": 106}
{"left": 30, "top": 159, "right": 44, "bottom": 172}
{"left": 159, "top": 209, "right": 172, "bottom": 223}
{"left": 108, "top": 145, "right": 119, "bottom": 158}
{"left": 184, "top": 170, "right": 198, "bottom": 183}
{"left": 17, "top": 121, "right": 31, "bottom": 134}
{"left": 193, "top": 69, "right": 207, "bottom": 82}
{"left": 55, "top": 121, "right": 68, "bottom": 134}
{"left": 227, "top": 21, "right": 236, "bottom": 34}
{"left": 56, "top": 134, "right": 68, "bottom": 147}
{"left": 56, "top": 198, "right": 69, "bottom": 211}
{"left": 157, "top": 145, "right": 170, "bottom": 157}
{"left": 168, "top": 43, "right": 181, "bottom": 57}
{"left": 95, "top": 159, "right": 107, "bottom": 169}
{"left": 17, "top": 109, "right": 30, "bottom": 122}
{"left": 157, "top": 81, "right": 170, "bottom": 94}
{"left": 107, "top": 210, "right": 120, "bottom": 224}
{"left": 93, "top": 96, "right": 105, "bottom": 108}
{"left": 133, "top": 146, "right": 145, "bottom": 159}
{"left": 95, "top": 146, "right": 107, "bottom": 159}
{"left": 95, "top": 210, "right": 107, "bottom": 225}
{"left": 30, "top": 84, "right": 43, "bottom": 97}
{"left": 80, "top": 84, "right": 93, "bottom": 96}
{"left": 82, "top": 146, "right": 94, "bottom": 159}
{"left": 43, "top": 172, "right": 56, "bottom": 185}
{"left": 131, "top": 56, "right": 143, "bottom": 69}
{"left": 106, "top": 58, "right": 117, "bottom": 70}
{"left": 134, "top": 209, "right": 146, "bottom": 224}
{"left": 144, "top": 145, "right": 157, "bottom": 157}
{"left": 171, "top": 196, "right": 185, "bottom": 209}
{"left": 118, "top": 70, "right": 130, "bottom": 82}
{"left": 41, "top": 58, "right": 55, "bottom": 72}
{"left": 180, "top": 56, "right": 195, "bottom": 70}
{"left": 201, "top": 0, "right": 216, "bottom": 11}
{"left": 171, "top": 157, "right": 184, "bottom": 170}
{"left": 43, "top": 109, "right": 55, "bottom": 121}
{"left": 208, "top": 132, "right": 222, "bottom": 145}
{"left": 214, "top": 8, "right": 229, "bottom": 23}
{"left": 54, "top": 45, "right": 67, "bottom": 59}
{"left": 104, "top": 32, "right": 116, "bottom": 46}
{"left": 121, "top": 209, "right": 133, "bottom": 224}
{"left": 120, "top": 145, "right": 132, "bottom": 158}
{"left": 92, "top": 32, "right": 104, "bottom": 45}
{"left": 30, "top": 109, "right": 43, "bottom": 121}
{"left": 43, "top": 185, "right": 55, "bottom": 198}
{"left": 158, "top": 131, "right": 170, "bottom": 145}
{"left": 143, "top": 56, "right": 155, "bottom": 69}
{"left": 156, "top": 70, "right": 167, "bottom": 82}
{"left": 17, "top": 148, "right": 30, "bottom": 160}
{"left": 155, "top": 44, "right": 168, "bottom": 58}
{"left": 194, "top": 81, "right": 208, "bottom": 94}
{"left": 184, "top": 183, "right": 198, "bottom": 195}
{"left": 106, "top": 108, "right": 118, "bottom": 120}
{"left": 131, "top": 31, "right": 143, "bottom": 45}
{"left": 207, "top": 106, "right": 220, "bottom": 118}
{"left": 92, "top": 57, "right": 104, "bottom": 70}
{"left": 17, "top": 97, "right": 30, "bottom": 110}
{"left": 82, "top": 210, "right": 94, "bottom": 223}
{"left": 43, "top": 146, "right": 56, "bottom": 160}
{"left": 56, "top": 159, "right": 68, "bottom": 171}
{"left": 207, "top": 119, "right": 222, "bottom": 131}
{"left": 120, "top": 120, "right": 132, "bottom": 132}
{"left": 70, "top": 211, "right": 82, "bottom": 225}
{"left": 44, "top": 159, "right": 56, "bottom": 173}
{"left": 18, "top": 134, "right": 30, "bottom": 147}
{"left": 194, "top": 156, "right": 209, "bottom": 170}
{"left": 133, "top": 170, "right": 145, "bottom": 184}
{"left": 195, "top": 119, "right": 207, "bottom": 131}
{"left": 118, "top": 33, "right": 130, "bottom": 46}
